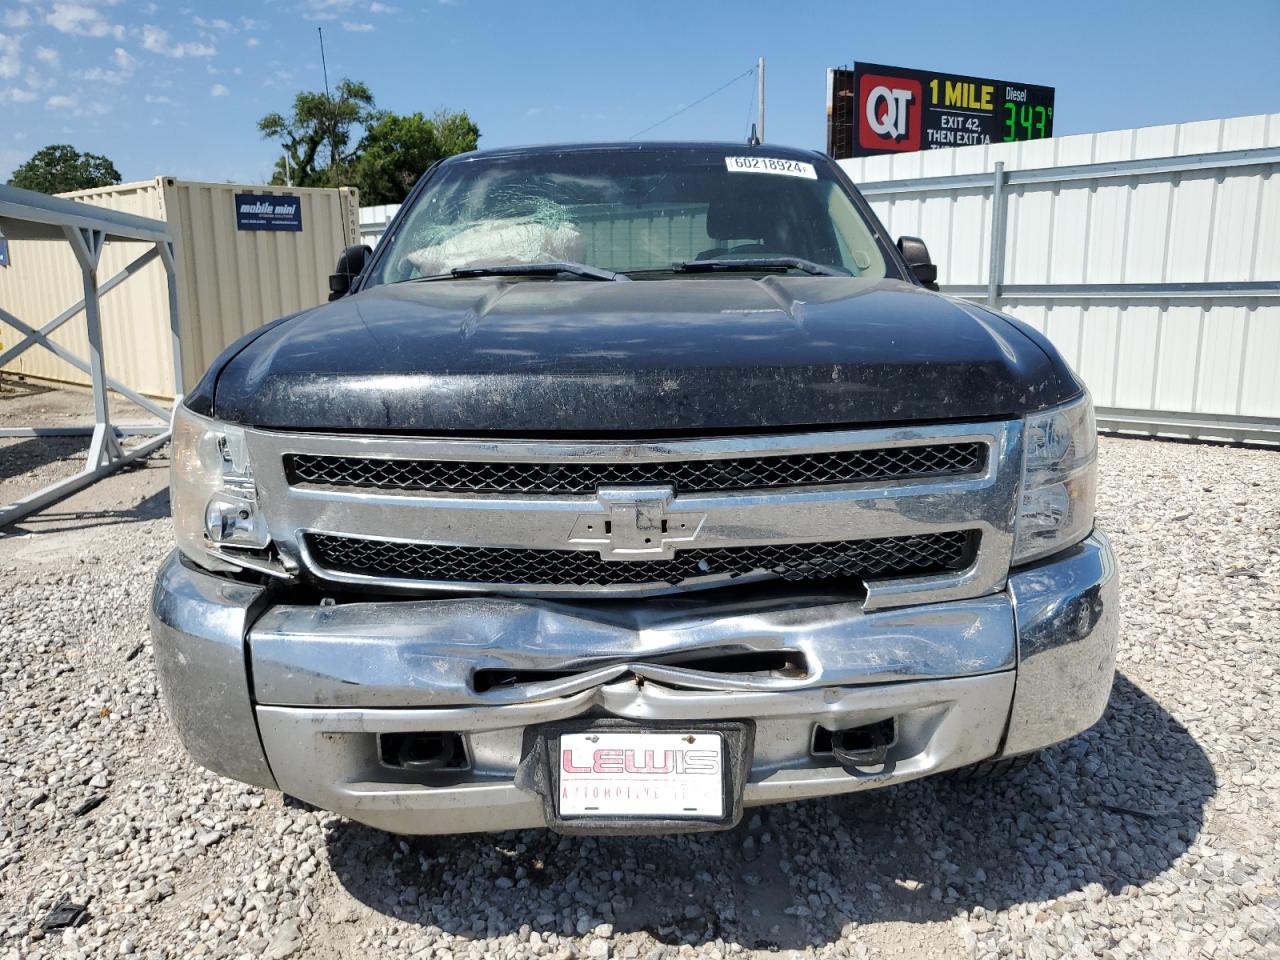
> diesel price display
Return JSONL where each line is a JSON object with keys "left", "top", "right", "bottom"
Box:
{"left": 826, "top": 62, "right": 1055, "bottom": 159}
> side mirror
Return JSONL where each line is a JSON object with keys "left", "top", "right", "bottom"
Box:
{"left": 329, "top": 244, "right": 373, "bottom": 301}
{"left": 896, "top": 236, "right": 938, "bottom": 291}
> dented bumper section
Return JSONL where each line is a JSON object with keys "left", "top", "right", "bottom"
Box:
{"left": 149, "top": 532, "right": 1118, "bottom": 835}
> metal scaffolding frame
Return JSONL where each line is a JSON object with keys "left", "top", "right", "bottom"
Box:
{"left": 0, "top": 183, "right": 183, "bottom": 526}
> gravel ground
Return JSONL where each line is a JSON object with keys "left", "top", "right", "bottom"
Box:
{"left": 1, "top": 390, "right": 1278, "bottom": 959}
{"left": 0, "top": 378, "right": 162, "bottom": 515}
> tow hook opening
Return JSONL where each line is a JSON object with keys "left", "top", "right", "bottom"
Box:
{"left": 812, "top": 718, "right": 897, "bottom": 771}
{"left": 378, "top": 731, "right": 470, "bottom": 773}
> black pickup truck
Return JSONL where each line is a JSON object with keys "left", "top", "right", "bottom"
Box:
{"left": 152, "top": 142, "right": 1117, "bottom": 835}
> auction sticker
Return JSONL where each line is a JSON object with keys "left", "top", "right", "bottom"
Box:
{"left": 724, "top": 156, "right": 817, "bottom": 179}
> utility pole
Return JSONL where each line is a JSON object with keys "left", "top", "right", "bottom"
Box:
{"left": 757, "top": 56, "right": 765, "bottom": 142}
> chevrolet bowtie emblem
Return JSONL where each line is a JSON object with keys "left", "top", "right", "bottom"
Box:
{"left": 568, "top": 485, "right": 705, "bottom": 560}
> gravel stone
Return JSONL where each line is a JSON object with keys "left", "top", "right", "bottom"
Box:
{"left": 2, "top": 391, "right": 1279, "bottom": 960}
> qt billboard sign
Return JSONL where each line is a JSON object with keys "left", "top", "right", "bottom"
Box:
{"left": 826, "top": 62, "right": 1055, "bottom": 159}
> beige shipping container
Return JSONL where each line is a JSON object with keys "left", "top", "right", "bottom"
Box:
{"left": 0, "top": 178, "right": 359, "bottom": 400}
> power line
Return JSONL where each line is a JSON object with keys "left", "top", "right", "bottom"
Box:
{"left": 629, "top": 66, "right": 757, "bottom": 140}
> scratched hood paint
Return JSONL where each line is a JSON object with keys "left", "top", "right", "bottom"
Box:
{"left": 209, "top": 276, "right": 1081, "bottom": 433}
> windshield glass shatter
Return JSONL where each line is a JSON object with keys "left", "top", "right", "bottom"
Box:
{"left": 370, "top": 148, "right": 890, "bottom": 285}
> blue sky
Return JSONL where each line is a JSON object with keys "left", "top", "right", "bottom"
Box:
{"left": 2, "top": 0, "right": 1278, "bottom": 184}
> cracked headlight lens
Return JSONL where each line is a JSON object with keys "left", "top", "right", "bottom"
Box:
{"left": 170, "top": 403, "right": 270, "bottom": 570}
{"left": 1013, "top": 392, "right": 1097, "bottom": 565}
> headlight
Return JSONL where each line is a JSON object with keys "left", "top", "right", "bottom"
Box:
{"left": 1013, "top": 392, "right": 1097, "bottom": 565}
{"left": 170, "top": 403, "right": 270, "bottom": 570}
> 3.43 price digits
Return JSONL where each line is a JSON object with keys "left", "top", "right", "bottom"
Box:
{"left": 1003, "top": 103, "right": 1052, "bottom": 142}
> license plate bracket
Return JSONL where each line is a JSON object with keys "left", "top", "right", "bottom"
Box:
{"left": 515, "top": 718, "right": 755, "bottom": 835}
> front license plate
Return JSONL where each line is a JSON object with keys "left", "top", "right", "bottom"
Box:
{"left": 557, "top": 732, "right": 725, "bottom": 819}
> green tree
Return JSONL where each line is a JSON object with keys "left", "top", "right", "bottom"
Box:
{"left": 352, "top": 110, "right": 480, "bottom": 205}
{"left": 258, "top": 78, "right": 377, "bottom": 187}
{"left": 8, "top": 144, "right": 122, "bottom": 195}
{"left": 430, "top": 110, "right": 482, "bottom": 162}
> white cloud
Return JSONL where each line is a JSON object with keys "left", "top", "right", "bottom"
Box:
{"left": 0, "top": 33, "right": 20, "bottom": 80}
{"left": 210, "top": 83, "right": 228, "bottom": 96}
{"left": 81, "top": 46, "right": 137, "bottom": 84}
{"left": 46, "top": 93, "right": 78, "bottom": 109}
{"left": 342, "top": 21, "right": 373, "bottom": 31}
{"left": 144, "top": 92, "right": 171, "bottom": 104}
{"left": 369, "top": 1, "right": 396, "bottom": 12}
{"left": 36, "top": 46, "right": 60, "bottom": 67}
{"left": 2, "top": 8, "right": 32, "bottom": 29}
{"left": 6, "top": 86, "right": 37, "bottom": 103}
{"left": 141, "top": 24, "right": 216, "bottom": 58}
{"left": 193, "top": 16, "right": 234, "bottom": 32}
{"left": 301, "top": 0, "right": 364, "bottom": 21}
{"left": 47, "top": 4, "right": 125, "bottom": 40}
{"left": 245, "top": 37, "right": 260, "bottom": 47}
{"left": 22, "top": 67, "right": 54, "bottom": 91}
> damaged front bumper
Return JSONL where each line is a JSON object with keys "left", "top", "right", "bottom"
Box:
{"left": 149, "top": 531, "right": 1118, "bottom": 835}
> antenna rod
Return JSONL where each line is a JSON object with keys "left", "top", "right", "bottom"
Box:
{"left": 756, "top": 56, "right": 765, "bottom": 142}
{"left": 318, "top": 27, "right": 337, "bottom": 182}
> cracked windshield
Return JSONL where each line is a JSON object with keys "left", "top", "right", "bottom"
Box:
{"left": 368, "top": 148, "right": 889, "bottom": 283}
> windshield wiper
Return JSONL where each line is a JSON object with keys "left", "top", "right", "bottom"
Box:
{"left": 448, "top": 261, "right": 628, "bottom": 282}
{"left": 670, "top": 257, "right": 849, "bottom": 277}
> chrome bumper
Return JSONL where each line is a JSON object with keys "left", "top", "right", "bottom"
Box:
{"left": 149, "top": 532, "right": 1118, "bottom": 834}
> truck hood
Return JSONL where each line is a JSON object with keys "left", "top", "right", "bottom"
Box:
{"left": 210, "top": 276, "right": 1080, "bottom": 433}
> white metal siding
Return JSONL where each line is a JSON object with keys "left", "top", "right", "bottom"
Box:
{"left": 841, "top": 114, "right": 1280, "bottom": 438}
{"left": 359, "top": 204, "right": 400, "bottom": 249}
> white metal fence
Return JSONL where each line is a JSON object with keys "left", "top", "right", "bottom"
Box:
{"left": 359, "top": 204, "right": 398, "bottom": 249}
{"left": 841, "top": 113, "right": 1280, "bottom": 444}
{"left": 357, "top": 115, "right": 1280, "bottom": 443}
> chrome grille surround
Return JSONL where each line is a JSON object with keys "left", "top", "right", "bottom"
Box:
{"left": 243, "top": 420, "right": 1023, "bottom": 611}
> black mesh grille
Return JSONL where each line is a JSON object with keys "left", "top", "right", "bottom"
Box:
{"left": 285, "top": 442, "right": 985, "bottom": 496}
{"left": 306, "top": 530, "right": 974, "bottom": 588}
